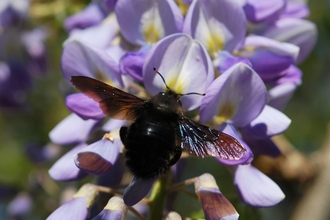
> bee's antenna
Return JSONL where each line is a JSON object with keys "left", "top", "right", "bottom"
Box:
{"left": 153, "top": 67, "right": 206, "bottom": 96}
{"left": 153, "top": 67, "right": 171, "bottom": 91}
{"left": 180, "top": 92, "right": 206, "bottom": 96}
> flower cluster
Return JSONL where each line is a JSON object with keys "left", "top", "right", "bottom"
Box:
{"left": 48, "top": 0, "right": 317, "bottom": 219}
{"left": 0, "top": 0, "right": 48, "bottom": 108}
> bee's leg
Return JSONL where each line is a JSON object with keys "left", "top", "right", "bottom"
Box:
{"left": 169, "top": 148, "right": 182, "bottom": 166}
{"left": 119, "top": 126, "right": 128, "bottom": 145}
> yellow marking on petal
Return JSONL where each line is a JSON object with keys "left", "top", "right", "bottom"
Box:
{"left": 207, "top": 33, "right": 224, "bottom": 59}
{"left": 214, "top": 103, "right": 235, "bottom": 124}
{"left": 73, "top": 184, "right": 98, "bottom": 208}
{"left": 175, "top": 0, "right": 189, "bottom": 16}
{"left": 167, "top": 76, "right": 185, "bottom": 94}
{"left": 143, "top": 22, "right": 161, "bottom": 44}
{"left": 94, "top": 70, "right": 115, "bottom": 86}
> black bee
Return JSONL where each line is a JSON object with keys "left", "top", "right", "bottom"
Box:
{"left": 71, "top": 69, "right": 246, "bottom": 179}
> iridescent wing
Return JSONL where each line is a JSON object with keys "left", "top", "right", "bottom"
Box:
{"left": 178, "top": 117, "right": 246, "bottom": 160}
{"left": 71, "top": 76, "right": 145, "bottom": 120}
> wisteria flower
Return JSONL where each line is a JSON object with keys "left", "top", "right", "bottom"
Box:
{"left": 45, "top": 0, "right": 317, "bottom": 219}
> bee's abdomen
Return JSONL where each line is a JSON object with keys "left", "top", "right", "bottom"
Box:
{"left": 123, "top": 119, "right": 181, "bottom": 179}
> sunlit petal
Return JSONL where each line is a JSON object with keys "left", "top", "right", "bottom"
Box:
{"left": 200, "top": 63, "right": 267, "bottom": 127}
{"left": 115, "top": 0, "right": 183, "bottom": 45}
{"left": 183, "top": 0, "right": 246, "bottom": 56}
{"left": 234, "top": 164, "right": 285, "bottom": 207}
{"left": 144, "top": 33, "right": 213, "bottom": 110}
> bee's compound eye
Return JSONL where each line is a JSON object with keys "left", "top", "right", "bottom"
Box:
{"left": 161, "top": 92, "right": 165, "bottom": 96}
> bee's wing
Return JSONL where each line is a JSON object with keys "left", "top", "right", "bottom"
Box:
{"left": 178, "top": 117, "right": 246, "bottom": 160}
{"left": 71, "top": 76, "right": 145, "bottom": 120}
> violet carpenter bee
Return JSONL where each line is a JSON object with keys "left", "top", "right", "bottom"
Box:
{"left": 71, "top": 68, "right": 246, "bottom": 179}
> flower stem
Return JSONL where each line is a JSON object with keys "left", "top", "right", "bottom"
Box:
{"left": 148, "top": 172, "right": 171, "bottom": 220}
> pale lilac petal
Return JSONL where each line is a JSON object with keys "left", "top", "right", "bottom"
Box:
{"left": 7, "top": 192, "right": 32, "bottom": 218}
{"left": 243, "top": 0, "right": 286, "bottom": 23}
{"left": 74, "top": 139, "right": 122, "bottom": 176}
{"left": 46, "top": 197, "right": 88, "bottom": 220}
{"left": 143, "top": 33, "right": 214, "bottom": 110}
{"left": 102, "top": 119, "right": 128, "bottom": 132}
{"left": 119, "top": 45, "right": 152, "bottom": 82}
{"left": 183, "top": 0, "right": 246, "bottom": 54}
{"left": 216, "top": 124, "right": 254, "bottom": 165}
{"left": 200, "top": 63, "right": 267, "bottom": 127}
{"left": 66, "top": 14, "right": 119, "bottom": 49}
{"left": 64, "top": 2, "right": 106, "bottom": 31}
{"left": 61, "top": 39, "right": 123, "bottom": 87}
{"left": 241, "top": 105, "right": 291, "bottom": 139}
{"left": 259, "top": 18, "right": 317, "bottom": 64}
{"left": 49, "top": 113, "right": 98, "bottom": 145}
{"left": 115, "top": 0, "right": 183, "bottom": 45}
{"left": 123, "top": 177, "right": 156, "bottom": 206}
{"left": 234, "top": 164, "right": 285, "bottom": 207}
{"left": 281, "top": 2, "right": 309, "bottom": 19}
{"left": 66, "top": 93, "right": 105, "bottom": 120}
{"left": 48, "top": 144, "right": 88, "bottom": 181}
{"left": 268, "top": 83, "right": 298, "bottom": 111}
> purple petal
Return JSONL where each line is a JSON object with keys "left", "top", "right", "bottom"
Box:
{"left": 216, "top": 124, "right": 254, "bottom": 165}
{"left": 259, "top": 18, "right": 317, "bottom": 64}
{"left": 281, "top": 2, "right": 310, "bottom": 19}
{"left": 46, "top": 197, "right": 88, "bottom": 220}
{"left": 0, "top": 1, "right": 29, "bottom": 27}
{"left": 123, "top": 177, "right": 156, "bottom": 206}
{"left": 48, "top": 144, "right": 88, "bottom": 181}
{"left": 241, "top": 105, "right": 291, "bottom": 139}
{"left": 270, "top": 65, "right": 302, "bottom": 86}
{"left": 64, "top": 2, "right": 107, "bottom": 31}
{"left": 214, "top": 51, "right": 252, "bottom": 74}
{"left": 143, "top": 33, "right": 214, "bottom": 110}
{"left": 241, "top": 36, "right": 299, "bottom": 79}
{"left": 268, "top": 82, "right": 299, "bottom": 111}
{"left": 49, "top": 113, "right": 98, "bottom": 145}
{"left": 234, "top": 164, "right": 285, "bottom": 207}
{"left": 92, "top": 196, "right": 127, "bottom": 220}
{"left": 119, "top": 45, "right": 152, "bottom": 82}
{"left": 242, "top": 136, "right": 281, "bottom": 157}
{"left": 115, "top": 0, "right": 183, "bottom": 45}
{"left": 183, "top": 0, "right": 246, "bottom": 53}
{"left": 24, "top": 142, "right": 61, "bottom": 164}
{"left": 97, "top": 155, "right": 125, "bottom": 187}
{"left": 243, "top": 0, "right": 286, "bottom": 23}
{"left": 74, "top": 138, "right": 122, "bottom": 176}
{"left": 104, "top": 0, "right": 118, "bottom": 11}
{"left": 200, "top": 63, "right": 267, "bottom": 127}
{"left": 66, "top": 93, "right": 105, "bottom": 120}
{"left": 61, "top": 39, "right": 123, "bottom": 87}
{"left": 21, "top": 28, "right": 48, "bottom": 72}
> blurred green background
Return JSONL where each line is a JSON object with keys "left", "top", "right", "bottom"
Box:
{"left": 0, "top": 0, "right": 329, "bottom": 219}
